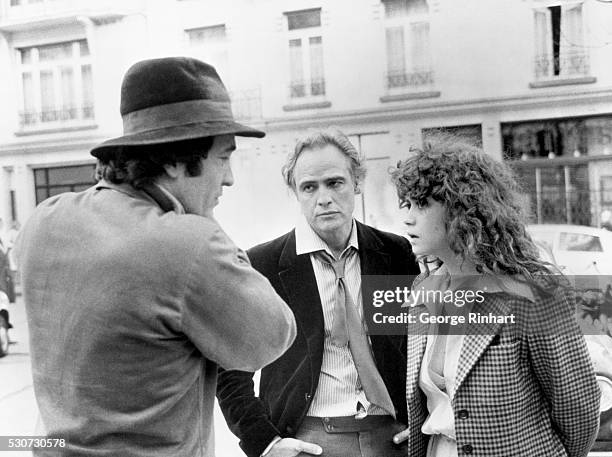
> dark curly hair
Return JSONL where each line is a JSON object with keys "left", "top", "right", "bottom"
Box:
{"left": 391, "top": 133, "right": 555, "bottom": 283}
{"left": 95, "top": 137, "right": 214, "bottom": 189}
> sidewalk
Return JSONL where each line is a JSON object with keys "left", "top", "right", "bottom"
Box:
{"left": 0, "top": 296, "right": 243, "bottom": 456}
{"left": 0, "top": 296, "right": 36, "bottom": 456}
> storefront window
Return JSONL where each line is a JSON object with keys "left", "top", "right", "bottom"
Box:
{"left": 502, "top": 115, "right": 612, "bottom": 160}
{"left": 422, "top": 124, "right": 482, "bottom": 147}
{"left": 33, "top": 164, "right": 96, "bottom": 204}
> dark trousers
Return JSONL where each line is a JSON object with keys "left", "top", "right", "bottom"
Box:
{"left": 296, "top": 416, "right": 407, "bottom": 457}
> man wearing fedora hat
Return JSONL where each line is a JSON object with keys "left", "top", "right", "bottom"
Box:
{"left": 15, "top": 57, "right": 296, "bottom": 457}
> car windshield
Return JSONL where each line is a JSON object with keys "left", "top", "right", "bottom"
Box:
{"left": 559, "top": 232, "right": 603, "bottom": 252}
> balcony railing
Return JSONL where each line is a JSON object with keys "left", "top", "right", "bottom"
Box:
{"left": 289, "top": 78, "right": 326, "bottom": 98}
{"left": 386, "top": 69, "right": 434, "bottom": 90}
{"left": 1, "top": 0, "right": 144, "bottom": 25}
{"left": 534, "top": 52, "right": 590, "bottom": 80}
{"left": 229, "top": 88, "right": 262, "bottom": 120}
{"left": 19, "top": 105, "right": 94, "bottom": 128}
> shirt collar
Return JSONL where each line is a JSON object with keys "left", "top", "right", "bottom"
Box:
{"left": 295, "top": 216, "right": 359, "bottom": 258}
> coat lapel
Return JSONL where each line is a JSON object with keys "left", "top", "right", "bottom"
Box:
{"left": 277, "top": 231, "right": 325, "bottom": 371}
{"left": 406, "top": 305, "right": 428, "bottom": 403}
{"left": 357, "top": 222, "right": 388, "bottom": 277}
{"left": 356, "top": 223, "right": 402, "bottom": 363}
{"left": 452, "top": 297, "right": 510, "bottom": 399}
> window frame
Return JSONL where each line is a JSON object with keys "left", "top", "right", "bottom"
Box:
{"left": 184, "top": 24, "right": 230, "bottom": 82}
{"left": 15, "top": 39, "right": 95, "bottom": 131}
{"left": 532, "top": 1, "right": 589, "bottom": 81}
{"left": 284, "top": 8, "right": 327, "bottom": 101}
{"left": 382, "top": 0, "right": 433, "bottom": 93}
{"left": 33, "top": 163, "right": 97, "bottom": 205}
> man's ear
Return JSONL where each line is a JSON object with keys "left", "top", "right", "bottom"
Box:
{"left": 354, "top": 179, "right": 362, "bottom": 195}
{"left": 162, "top": 162, "right": 184, "bottom": 179}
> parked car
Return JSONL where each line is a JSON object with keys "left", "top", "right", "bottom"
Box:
{"left": 531, "top": 226, "right": 612, "bottom": 453}
{"left": 527, "top": 224, "right": 612, "bottom": 275}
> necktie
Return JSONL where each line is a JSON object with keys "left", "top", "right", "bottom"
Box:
{"left": 322, "top": 252, "right": 349, "bottom": 347}
{"left": 319, "top": 250, "right": 396, "bottom": 418}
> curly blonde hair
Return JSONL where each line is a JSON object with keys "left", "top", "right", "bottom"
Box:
{"left": 391, "top": 133, "right": 553, "bottom": 281}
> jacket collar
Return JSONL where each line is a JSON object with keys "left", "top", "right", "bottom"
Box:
{"left": 95, "top": 179, "right": 185, "bottom": 214}
{"left": 279, "top": 220, "right": 386, "bottom": 272}
{"left": 407, "top": 265, "right": 536, "bottom": 401}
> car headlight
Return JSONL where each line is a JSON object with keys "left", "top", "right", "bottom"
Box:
{"left": 598, "top": 375, "right": 612, "bottom": 412}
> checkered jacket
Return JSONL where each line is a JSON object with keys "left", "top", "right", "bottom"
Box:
{"left": 405, "top": 278, "right": 601, "bottom": 457}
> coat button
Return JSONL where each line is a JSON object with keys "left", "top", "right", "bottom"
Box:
{"left": 462, "top": 444, "right": 473, "bottom": 454}
{"left": 305, "top": 392, "right": 312, "bottom": 401}
{"left": 286, "top": 426, "right": 294, "bottom": 435}
{"left": 458, "top": 409, "right": 469, "bottom": 420}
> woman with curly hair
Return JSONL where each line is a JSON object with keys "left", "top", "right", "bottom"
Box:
{"left": 390, "top": 134, "right": 600, "bottom": 457}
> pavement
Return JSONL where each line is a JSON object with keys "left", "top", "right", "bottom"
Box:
{"left": 0, "top": 295, "right": 244, "bottom": 456}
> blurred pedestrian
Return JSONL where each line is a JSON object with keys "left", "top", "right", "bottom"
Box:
{"left": 390, "top": 134, "right": 600, "bottom": 457}
{"left": 0, "top": 245, "right": 12, "bottom": 335}
{"left": 0, "top": 217, "right": 14, "bottom": 309}
{"left": 15, "top": 57, "right": 296, "bottom": 457}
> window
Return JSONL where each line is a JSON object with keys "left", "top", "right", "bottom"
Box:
{"left": 185, "top": 25, "right": 229, "bottom": 80}
{"left": 502, "top": 115, "right": 612, "bottom": 160}
{"left": 422, "top": 125, "right": 483, "bottom": 147}
{"left": 33, "top": 164, "right": 96, "bottom": 204}
{"left": 533, "top": 3, "right": 589, "bottom": 80}
{"left": 285, "top": 8, "right": 325, "bottom": 99}
{"left": 559, "top": 232, "right": 603, "bottom": 252}
{"left": 10, "top": 0, "right": 44, "bottom": 6}
{"left": 17, "top": 40, "right": 94, "bottom": 129}
{"left": 382, "top": 0, "right": 432, "bottom": 90}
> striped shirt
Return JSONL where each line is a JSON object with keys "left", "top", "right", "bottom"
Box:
{"left": 295, "top": 217, "right": 388, "bottom": 417}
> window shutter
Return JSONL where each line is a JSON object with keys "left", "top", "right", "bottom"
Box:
{"left": 386, "top": 26, "right": 405, "bottom": 76}
{"left": 410, "top": 21, "right": 430, "bottom": 72}
{"left": 534, "top": 8, "right": 551, "bottom": 78}
{"left": 561, "top": 4, "right": 584, "bottom": 75}
{"left": 309, "top": 36, "right": 324, "bottom": 94}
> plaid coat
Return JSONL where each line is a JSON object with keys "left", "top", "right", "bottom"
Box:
{"left": 405, "top": 280, "right": 601, "bottom": 457}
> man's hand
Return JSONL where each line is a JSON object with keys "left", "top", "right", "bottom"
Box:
{"left": 392, "top": 427, "right": 410, "bottom": 445}
{"left": 265, "top": 438, "right": 322, "bottom": 457}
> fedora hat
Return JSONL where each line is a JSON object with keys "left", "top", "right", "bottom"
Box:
{"left": 91, "top": 57, "right": 264, "bottom": 159}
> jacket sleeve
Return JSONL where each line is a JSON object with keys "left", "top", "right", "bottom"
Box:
{"left": 217, "top": 368, "right": 282, "bottom": 457}
{"left": 180, "top": 222, "right": 296, "bottom": 372}
{"left": 527, "top": 286, "right": 601, "bottom": 457}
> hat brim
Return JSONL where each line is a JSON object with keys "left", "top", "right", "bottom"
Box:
{"left": 90, "top": 121, "right": 265, "bottom": 159}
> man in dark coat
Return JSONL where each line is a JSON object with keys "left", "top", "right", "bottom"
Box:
{"left": 218, "top": 128, "right": 419, "bottom": 457}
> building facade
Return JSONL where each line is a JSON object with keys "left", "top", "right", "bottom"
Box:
{"left": 0, "top": 0, "right": 611, "bottom": 247}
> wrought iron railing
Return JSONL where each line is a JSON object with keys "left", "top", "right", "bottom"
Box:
{"left": 534, "top": 52, "right": 590, "bottom": 80}
{"left": 386, "top": 69, "right": 434, "bottom": 89}
{"left": 19, "top": 105, "right": 94, "bottom": 128}
{"left": 228, "top": 88, "right": 262, "bottom": 120}
{"left": 289, "top": 78, "right": 326, "bottom": 98}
